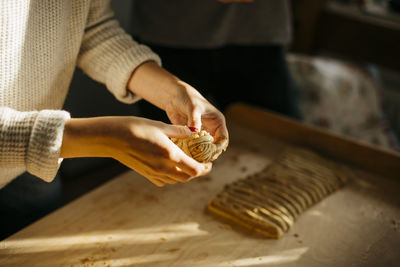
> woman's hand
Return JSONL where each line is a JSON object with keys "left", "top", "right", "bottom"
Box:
{"left": 60, "top": 116, "right": 211, "bottom": 187}
{"left": 164, "top": 80, "right": 229, "bottom": 160}
{"left": 128, "top": 62, "right": 229, "bottom": 159}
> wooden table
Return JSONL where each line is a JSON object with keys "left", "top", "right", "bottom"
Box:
{"left": 1, "top": 104, "right": 400, "bottom": 267}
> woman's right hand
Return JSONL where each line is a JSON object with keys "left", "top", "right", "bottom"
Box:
{"left": 60, "top": 116, "right": 211, "bottom": 187}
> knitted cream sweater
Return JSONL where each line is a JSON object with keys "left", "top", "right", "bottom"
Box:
{"left": 0, "top": 0, "right": 161, "bottom": 188}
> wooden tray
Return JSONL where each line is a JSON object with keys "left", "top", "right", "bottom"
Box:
{"left": 1, "top": 103, "right": 399, "bottom": 267}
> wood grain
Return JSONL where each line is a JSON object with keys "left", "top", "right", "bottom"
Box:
{"left": 0, "top": 104, "right": 399, "bottom": 267}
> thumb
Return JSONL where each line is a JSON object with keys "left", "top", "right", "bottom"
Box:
{"left": 162, "top": 124, "right": 192, "bottom": 138}
{"left": 187, "top": 108, "right": 202, "bottom": 132}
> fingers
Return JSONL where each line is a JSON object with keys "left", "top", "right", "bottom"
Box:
{"left": 214, "top": 113, "right": 229, "bottom": 139}
{"left": 150, "top": 147, "right": 204, "bottom": 182}
{"left": 154, "top": 162, "right": 211, "bottom": 185}
{"left": 167, "top": 113, "right": 187, "bottom": 126}
{"left": 188, "top": 108, "right": 202, "bottom": 131}
{"left": 166, "top": 138, "right": 212, "bottom": 177}
{"left": 176, "top": 159, "right": 212, "bottom": 178}
{"left": 200, "top": 110, "right": 228, "bottom": 141}
{"left": 211, "top": 136, "right": 229, "bottom": 161}
{"left": 148, "top": 177, "right": 165, "bottom": 187}
{"left": 161, "top": 166, "right": 192, "bottom": 183}
{"left": 212, "top": 114, "right": 229, "bottom": 150}
{"left": 139, "top": 135, "right": 212, "bottom": 186}
{"left": 152, "top": 175, "right": 178, "bottom": 185}
{"left": 144, "top": 173, "right": 185, "bottom": 187}
{"left": 162, "top": 124, "right": 192, "bottom": 138}
{"left": 165, "top": 151, "right": 211, "bottom": 180}
{"left": 215, "top": 135, "right": 229, "bottom": 152}
{"left": 220, "top": 119, "right": 229, "bottom": 141}
{"left": 209, "top": 116, "right": 229, "bottom": 161}
{"left": 145, "top": 168, "right": 187, "bottom": 187}
{"left": 212, "top": 119, "right": 229, "bottom": 160}
{"left": 147, "top": 166, "right": 198, "bottom": 187}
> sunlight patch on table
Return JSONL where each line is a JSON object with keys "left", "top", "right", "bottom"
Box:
{"left": 229, "top": 247, "right": 309, "bottom": 266}
{"left": 95, "top": 253, "right": 175, "bottom": 267}
{"left": 1, "top": 222, "right": 208, "bottom": 253}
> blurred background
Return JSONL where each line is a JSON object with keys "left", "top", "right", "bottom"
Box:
{"left": 61, "top": 0, "right": 400, "bottom": 202}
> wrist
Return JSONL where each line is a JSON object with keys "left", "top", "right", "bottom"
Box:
{"left": 127, "top": 61, "right": 185, "bottom": 111}
{"left": 60, "top": 117, "right": 116, "bottom": 159}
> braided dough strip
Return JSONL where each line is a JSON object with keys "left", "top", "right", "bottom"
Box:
{"left": 207, "top": 147, "right": 351, "bottom": 239}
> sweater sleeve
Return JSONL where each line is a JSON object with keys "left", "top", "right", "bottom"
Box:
{"left": 0, "top": 107, "right": 70, "bottom": 183}
{"left": 77, "top": 0, "right": 161, "bottom": 104}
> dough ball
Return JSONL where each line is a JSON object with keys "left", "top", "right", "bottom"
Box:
{"left": 171, "top": 130, "right": 218, "bottom": 163}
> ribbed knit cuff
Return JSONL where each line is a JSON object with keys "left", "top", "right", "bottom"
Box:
{"left": 26, "top": 110, "right": 71, "bottom": 182}
{"left": 106, "top": 44, "right": 161, "bottom": 104}
{"left": 0, "top": 107, "right": 38, "bottom": 167}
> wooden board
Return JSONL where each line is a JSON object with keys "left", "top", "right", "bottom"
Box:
{"left": 1, "top": 104, "right": 400, "bottom": 267}
{"left": 227, "top": 103, "right": 400, "bottom": 180}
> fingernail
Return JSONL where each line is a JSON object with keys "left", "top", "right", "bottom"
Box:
{"left": 188, "top": 126, "right": 199, "bottom": 132}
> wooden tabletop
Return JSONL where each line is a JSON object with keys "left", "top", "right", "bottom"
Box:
{"left": 1, "top": 105, "right": 399, "bottom": 267}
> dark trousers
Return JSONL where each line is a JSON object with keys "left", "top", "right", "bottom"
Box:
{"left": 0, "top": 172, "right": 62, "bottom": 240}
{"left": 139, "top": 44, "right": 302, "bottom": 122}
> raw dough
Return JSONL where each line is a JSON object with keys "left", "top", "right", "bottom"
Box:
{"left": 171, "top": 130, "right": 218, "bottom": 163}
{"left": 207, "top": 147, "right": 351, "bottom": 239}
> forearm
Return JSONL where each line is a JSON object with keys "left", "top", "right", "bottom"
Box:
{"left": 60, "top": 117, "right": 118, "bottom": 159}
{"left": 127, "top": 61, "right": 191, "bottom": 111}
